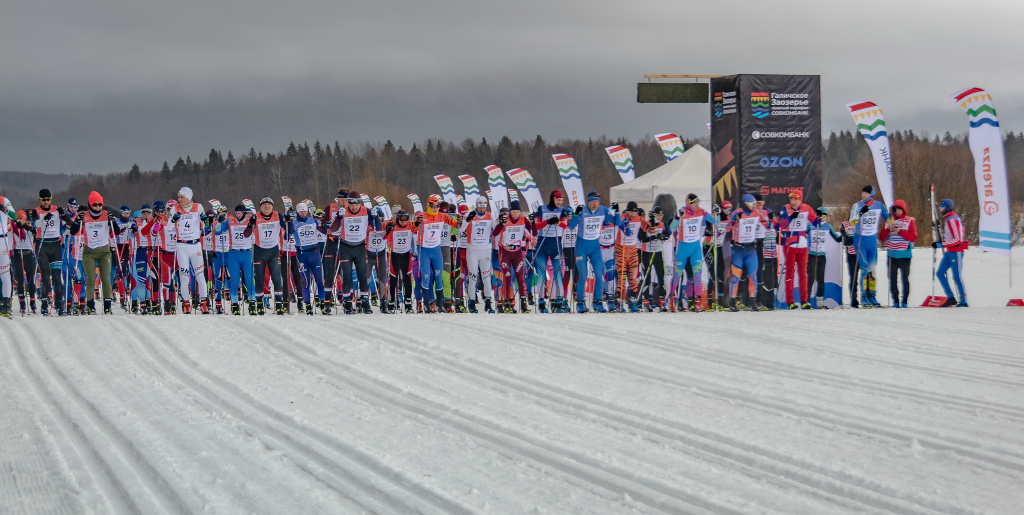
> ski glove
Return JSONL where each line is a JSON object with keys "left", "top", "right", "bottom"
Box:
{"left": 546, "top": 217, "right": 558, "bottom": 226}
{"left": 171, "top": 213, "right": 181, "bottom": 223}
{"left": 385, "top": 221, "right": 395, "bottom": 232}
{"left": 466, "top": 211, "right": 476, "bottom": 221}
{"left": 611, "top": 202, "right": 619, "bottom": 211}
{"left": 574, "top": 206, "right": 583, "bottom": 215}
{"left": 859, "top": 205, "right": 869, "bottom": 215}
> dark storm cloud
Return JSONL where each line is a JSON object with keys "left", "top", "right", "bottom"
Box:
{"left": 2, "top": 0, "right": 1022, "bottom": 173}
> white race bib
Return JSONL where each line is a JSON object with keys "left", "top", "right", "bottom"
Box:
{"left": 737, "top": 217, "right": 757, "bottom": 244}
{"left": 681, "top": 216, "right": 702, "bottom": 243}
{"left": 470, "top": 220, "right": 492, "bottom": 247}
{"left": 422, "top": 222, "right": 443, "bottom": 248}
{"left": 503, "top": 224, "right": 525, "bottom": 247}
{"left": 582, "top": 216, "right": 602, "bottom": 240}
{"left": 860, "top": 211, "right": 880, "bottom": 236}
{"left": 296, "top": 223, "right": 318, "bottom": 248}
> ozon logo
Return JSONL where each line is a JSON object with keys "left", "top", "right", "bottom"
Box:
{"left": 759, "top": 156, "right": 804, "bottom": 168}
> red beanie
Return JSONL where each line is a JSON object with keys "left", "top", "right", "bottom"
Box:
{"left": 552, "top": 190, "right": 564, "bottom": 199}
{"left": 458, "top": 204, "right": 469, "bottom": 214}
{"left": 88, "top": 191, "right": 103, "bottom": 206}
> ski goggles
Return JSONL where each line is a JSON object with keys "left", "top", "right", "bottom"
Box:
{"left": 347, "top": 199, "right": 361, "bottom": 205}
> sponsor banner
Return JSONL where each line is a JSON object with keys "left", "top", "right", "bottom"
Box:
{"left": 484, "top": 165, "right": 510, "bottom": 211}
{"left": 713, "top": 75, "right": 821, "bottom": 211}
{"left": 505, "top": 168, "right": 544, "bottom": 214}
{"left": 604, "top": 145, "right": 636, "bottom": 183}
{"left": 457, "top": 174, "right": 481, "bottom": 208}
{"left": 950, "top": 87, "right": 1012, "bottom": 256}
{"left": 373, "top": 195, "right": 393, "bottom": 219}
{"left": 552, "top": 153, "right": 586, "bottom": 208}
{"left": 654, "top": 133, "right": 685, "bottom": 162}
{"left": 846, "top": 101, "right": 894, "bottom": 206}
{"left": 433, "top": 174, "right": 458, "bottom": 206}
{"left": 407, "top": 193, "right": 423, "bottom": 214}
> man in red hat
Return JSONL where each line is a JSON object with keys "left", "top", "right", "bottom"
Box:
{"left": 778, "top": 190, "right": 817, "bottom": 309}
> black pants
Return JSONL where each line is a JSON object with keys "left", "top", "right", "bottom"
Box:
{"left": 322, "top": 237, "right": 339, "bottom": 295}
{"left": 253, "top": 245, "right": 282, "bottom": 298}
{"left": 115, "top": 243, "right": 132, "bottom": 288}
{"left": 337, "top": 241, "right": 369, "bottom": 297}
{"left": 846, "top": 251, "right": 860, "bottom": 303}
{"left": 640, "top": 251, "right": 665, "bottom": 304}
{"left": 369, "top": 250, "right": 389, "bottom": 302}
{"left": 390, "top": 252, "right": 413, "bottom": 303}
{"left": 889, "top": 256, "right": 911, "bottom": 303}
{"left": 562, "top": 247, "right": 577, "bottom": 297}
{"left": 36, "top": 240, "right": 63, "bottom": 306}
{"left": 280, "top": 252, "right": 301, "bottom": 302}
{"left": 712, "top": 246, "right": 728, "bottom": 303}
{"left": 13, "top": 250, "right": 37, "bottom": 299}
{"left": 759, "top": 256, "right": 778, "bottom": 307}
{"left": 809, "top": 254, "right": 827, "bottom": 298}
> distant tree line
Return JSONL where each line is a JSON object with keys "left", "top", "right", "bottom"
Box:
{"left": 50, "top": 130, "right": 1024, "bottom": 245}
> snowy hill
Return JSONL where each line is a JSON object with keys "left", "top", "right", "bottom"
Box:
{"left": 2, "top": 248, "right": 1023, "bottom": 513}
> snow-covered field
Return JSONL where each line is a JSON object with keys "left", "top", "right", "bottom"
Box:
{"left": 2, "top": 249, "right": 1023, "bottom": 514}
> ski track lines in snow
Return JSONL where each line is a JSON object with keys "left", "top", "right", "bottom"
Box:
{"left": 111, "top": 318, "right": 475, "bottom": 515}
{"left": 2, "top": 311, "right": 1023, "bottom": 514}
{"left": 236, "top": 320, "right": 728, "bottom": 515}
{"left": 2, "top": 320, "right": 189, "bottom": 514}
{"left": 430, "top": 317, "right": 1021, "bottom": 515}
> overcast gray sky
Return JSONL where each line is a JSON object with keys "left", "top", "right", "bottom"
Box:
{"left": 2, "top": 0, "right": 1022, "bottom": 174}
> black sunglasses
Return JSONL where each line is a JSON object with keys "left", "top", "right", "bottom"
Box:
{"left": 91, "top": 203, "right": 103, "bottom": 207}
{"left": 347, "top": 199, "right": 361, "bottom": 204}
{"left": 40, "top": 197, "right": 52, "bottom": 201}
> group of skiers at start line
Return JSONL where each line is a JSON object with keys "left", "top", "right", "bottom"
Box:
{"left": 0, "top": 183, "right": 969, "bottom": 318}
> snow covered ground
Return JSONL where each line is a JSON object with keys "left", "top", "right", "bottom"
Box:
{"left": 2, "top": 248, "right": 1023, "bottom": 514}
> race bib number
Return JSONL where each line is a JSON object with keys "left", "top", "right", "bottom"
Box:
{"left": 738, "top": 217, "right": 757, "bottom": 244}
{"left": 682, "top": 216, "right": 702, "bottom": 243}
{"left": 41, "top": 214, "right": 60, "bottom": 238}
{"left": 422, "top": 222, "right": 443, "bottom": 248}
{"left": 562, "top": 228, "right": 577, "bottom": 248}
{"left": 344, "top": 215, "right": 368, "bottom": 243}
{"left": 216, "top": 231, "right": 230, "bottom": 252}
{"left": 860, "top": 211, "right": 880, "bottom": 236}
{"left": 621, "top": 221, "right": 640, "bottom": 246}
{"left": 297, "top": 223, "right": 318, "bottom": 247}
{"left": 85, "top": 221, "right": 109, "bottom": 248}
{"left": 471, "top": 220, "right": 491, "bottom": 246}
{"left": 258, "top": 222, "right": 279, "bottom": 248}
{"left": 599, "top": 225, "right": 615, "bottom": 246}
{"left": 368, "top": 230, "right": 386, "bottom": 252}
{"left": 582, "top": 216, "right": 602, "bottom": 240}
{"left": 788, "top": 213, "right": 808, "bottom": 232}
{"left": 503, "top": 224, "right": 525, "bottom": 247}
{"left": 810, "top": 229, "right": 827, "bottom": 252}
{"left": 392, "top": 229, "right": 412, "bottom": 253}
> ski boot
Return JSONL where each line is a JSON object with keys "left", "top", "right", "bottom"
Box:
{"left": 550, "top": 299, "right": 562, "bottom": 313}
{"left": 303, "top": 302, "right": 313, "bottom": 315}
{"left": 30, "top": 298, "right": 38, "bottom": 314}
{"left": 130, "top": 300, "right": 138, "bottom": 314}
{"left": 956, "top": 297, "right": 969, "bottom": 307}
{"left": 851, "top": 298, "right": 860, "bottom": 309}
{"left": 248, "top": 301, "right": 258, "bottom": 315}
{"left": 200, "top": 299, "right": 210, "bottom": 314}
{"left": 690, "top": 298, "right": 705, "bottom": 313}
{"left": 442, "top": 299, "right": 453, "bottom": 313}
{"left": 343, "top": 300, "right": 354, "bottom": 314}
{"left": 276, "top": 302, "right": 287, "bottom": 315}
{"left": 628, "top": 300, "right": 640, "bottom": 313}
{"left": 801, "top": 301, "right": 813, "bottom": 310}
{"left": 750, "top": 301, "right": 761, "bottom": 312}
{"left": 642, "top": 299, "right": 652, "bottom": 312}
{"left": 79, "top": 301, "right": 87, "bottom": 315}
{"left": 455, "top": 298, "right": 467, "bottom": 313}
{"left": 468, "top": 299, "right": 478, "bottom": 313}
{"left": 527, "top": 293, "right": 535, "bottom": 306}
{"left": 19, "top": 297, "right": 26, "bottom": 315}
{"left": 729, "top": 299, "right": 740, "bottom": 312}
{"left": 103, "top": 299, "right": 112, "bottom": 315}
{"left": 576, "top": 301, "right": 589, "bottom": 313}
{"left": 361, "top": 297, "right": 373, "bottom": 314}
{"left": 215, "top": 301, "right": 225, "bottom": 315}
{"left": 404, "top": 301, "right": 413, "bottom": 314}
{"left": 417, "top": 300, "right": 424, "bottom": 313}
{"left": 816, "top": 297, "right": 828, "bottom": 310}
{"left": 519, "top": 296, "right": 529, "bottom": 314}
{"left": 593, "top": 301, "right": 608, "bottom": 313}
{"left": 484, "top": 298, "right": 495, "bottom": 314}
{"left": 297, "top": 299, "right": 304, "bottom": 313}
{"left": 256, "top": 300, "right": 266, "bottom": 315}
{"left": 538, "top": 299, "right": 548, "bottom": 313}
{"left": 181, "top": 300, "right": 192, "bottom": 314}
{"left": 939, "top": 298, "right": 957, "bottom": 307}
{"left": 322, "top": 299, "right": 333, "bottom": 315}
{"left": 0, "top": 300, "right": 11, "bottom": 319}
{"left": 787, "top": 302, "right": 799, "bottom": 310}
{"left": 84, "top": 300, "right": 95, "bottom": 315}
{"left": 231, "top": 302, "right": 241, "bottom": 316}
{"left": 371, "top": 295, "right": 378, "bottom": 306}
{"left": 120, "top": 297, "right": 128, "bottom": 311}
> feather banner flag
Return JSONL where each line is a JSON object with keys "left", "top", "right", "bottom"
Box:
{"left": 433, "top": 174, "right": 458, "bottom": 205}
{"left": 950, "top": 87, "right": 1012, "bottom": 256}
{"left": 551, "top": 153, "right": 585, "bottom": 208}
{"left": 655, "top": 133, "right": 685, "bottom": 162}
{"left": 457, "top": 174, "right": 481, "bottom": 208}
{"left": 846, "top": 101, "right": 894, "bottom": 206}
{"left": 407, "top": 193, "right": 423, "bottom": 214}
{"left": 604, "top": 145, "right": 635, "bottom": 183}
{"left": 505, "top": 168, "right": 544, "bottom": 214}
{"left": 484, "top": 165, "right": 510, "bottom": 211}
{"left": 455, "top": 194, "right": 465, "bottom": 210}
{"left": 507, "top": 188, "right": 520, "bottom": 208}
{"left": 485, "top": 190, "right": 496, "bottom": 213}
{"left": 373, "top": 195, "right": 393, "bottom": 219}
{"left": 359, "top": 193, "right": 373, "bottom": 211}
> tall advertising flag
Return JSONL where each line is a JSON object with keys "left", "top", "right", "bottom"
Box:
{"left": 551, "top": 153, "right": 585, "bottom": 208}
{"left": 505, "top": 168, "right": 544, "bottom": 213}
{"left": 433, "top": 174, "right": 458, "bottom": 205}
{"left": 604, "top": 145, "right": 636, "bottom": 183}
{"left": 654, "top": 133, "right": 685, "bottom": 162}
{"left": 457, "top": 174, "right": 481, "bottom": 208}
{"left": 359, "top": 193, "right": 373, "bottom": 211}
{"left": 373, "top": 196, "right": 393, "bottom": 219}
{"left": 950, "top": 87, "right": 1012, "bottom": 256}
{"left": 484, "top": 165, "right": 510, "bottom": 211}
{"left": 486, "top": 190, "right": 496, "bottom": 213}
{"left": 407, "top": 193, "right": 423, "bottom": 214}
{"left": 507, "top": 188, "right": 520, "bottom": 205}
{"left": 846, "top": 101, "right": 894, "bottom": 206}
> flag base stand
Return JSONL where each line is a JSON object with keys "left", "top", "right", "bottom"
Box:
{"left": 1007, "top": 299, "right": 1024, "bottom": 307}
{"left": 920, "top": 296, "right": 948, "bottom": 307}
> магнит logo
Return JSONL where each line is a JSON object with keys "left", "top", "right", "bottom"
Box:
{"left": 751, "top": 92, "right": 770, "bottom": 118}
{"left": 714, "top": 92, "right": 723, "bottom": 118}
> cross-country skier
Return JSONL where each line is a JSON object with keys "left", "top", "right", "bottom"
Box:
{"left": 462, "top": 197, "right": 495, "bottom": 313}
{"left": 217, "top": 204, "right": 257, "bottom": 315}
{"left": 531, "top": 190, "right": 569, "bottom": 313}
{"left": 171, "top": 187, "right": 210, "bottom": 314}
{"left": 24, "top": 189, "right": 66, "bottom": 316}
{"left": 11, "top": 210, "right": 38, "bottom": 314}
{"left": 65, "top": 191, "right": 124, "bottom": 315}
{"left": 639, "top": 206, "right": 670, "bottom": 311}
{"left": 672, "top": 194, "right": 716, "bottom": 312}
{"left": 614, "top": 202, "right": 644, "bottom": 312}
{"left": 328, "top": 191, "right": 375, "bottom": 314}
{"left": 0, "top": 199, "right": 16, "bottom": 317}
{"left": 413, "top": 194, "right": 460, "bottom": 313}
{"left": 492, "top": 200, "right": 535, "bottom": 313}
{"left": 758, "top": 209, "right": 779, "bottom": 310}
{"left": 367, "top": 207, "right": 392, "bottom": 313}
{"left": 113, "top": 205, "right": 134, "bottom": 309}
{"left": 567, "top": 191, "right": 625, "bottom": 313}
{"left": 387, "top": 210, "right": 416, "bottom": 313}
{"left": 252, "top": 196, "right": 288, "bottom": 314}
{"left": 727, "top": 194, "right": 769, "bottom": 311}
{"left": 933, "top": 198, "right": 968, "bottom": 307}
{"left": 807, "top": 207, "right": 842, "bottom": 308}
{"left": 879, "top": 200, "right": 917, "bottom": 308}
{"left": 779, "top": 191, "right": 817, "bottom": 309}
{"left": 850, "top": 185, "right": 889, "bottom": 307}
{"left": 286, "top": 201, "right": 327, "bottom": 315}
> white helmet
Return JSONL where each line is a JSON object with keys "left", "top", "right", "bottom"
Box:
{"left": 475, "top": 197, "right": 488, "bottom": 209}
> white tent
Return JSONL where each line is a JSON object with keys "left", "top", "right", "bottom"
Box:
{"left": 609, "top": 144, "right": 712, "bottom": 213}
